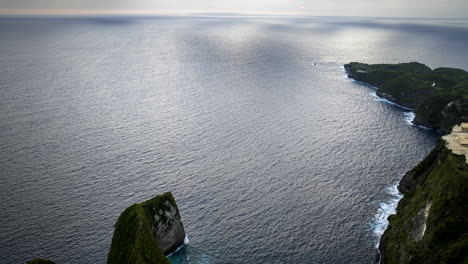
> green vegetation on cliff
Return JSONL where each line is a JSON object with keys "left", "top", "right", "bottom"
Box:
{"left": 344, "top": 62, "right": 468, "bottom": 132}
{"left": 380, "top": 142, "right": 468, "bottom": 264}
{"left": 107, "top": 192, "right": 184, "bottom": 264}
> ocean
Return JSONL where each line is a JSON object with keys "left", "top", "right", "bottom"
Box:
{"left": 1, "top": 16, "right": 468, "bottom": 263}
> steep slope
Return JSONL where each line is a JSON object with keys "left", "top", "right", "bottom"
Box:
{"left": 379, "top": 142, "right": 468, "bottom": 264}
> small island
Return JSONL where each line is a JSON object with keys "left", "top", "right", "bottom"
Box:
{"left": 346, "top": 62, "right": 468, "bottom": 263}
{"left": 28, "top": 192, "right": 186, "bottom": 264}
{"left": 107, "top": 192, "right": 186, "bottom": 264}
{"left": 344, "top": 62, "right": 468, "bottom": 132}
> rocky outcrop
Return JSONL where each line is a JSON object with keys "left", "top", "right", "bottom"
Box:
{"left": 148, "top": 196, "right": 186, "bottom": 254}
{"left": 413, "top": 97, "right": 468, "bottom": 133}
{"left": 397, "top": 142, "right": 442, "bottom": 193}
{"left": 379, "top": 141, "right": 468, "bottom": 264}
{"left": 107, "top": 192, "right": 185, "bottom": 264}
{"left": 441, "top": 98, "right": 468, "bottom": 132}
{"left": 409, "top": 201, "right": 432, "bottom": 241}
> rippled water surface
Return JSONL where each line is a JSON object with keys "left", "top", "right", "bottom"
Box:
{"left": 1, "top": 16, "right": 468, "bottom": 263}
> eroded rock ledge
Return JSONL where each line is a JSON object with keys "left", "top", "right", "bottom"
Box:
{"left": 107, "top": 192, "right": 186, "bottom": 264}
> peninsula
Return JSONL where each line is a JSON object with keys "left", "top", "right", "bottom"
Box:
{"left": 344, "top": 62, "right": 468, "bottom": 132}
{"left": 346, "top": 62, "right": 468, "bottom": 263}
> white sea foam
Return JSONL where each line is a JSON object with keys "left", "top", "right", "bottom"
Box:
{"left": 369, "top": 91, "right": 413, "bottom": 111}
{"left": 370, "top": 184, "right": 403, "bottom": 248}
{"left": 368, "top": 91, "right": 420, "bottom": 126}
{"left": 403, "top": 111, "right": 416, "bottom": 125}
{"left": 368, "top": 92, "right": 435, "bottom": 130}
{"left": 167, "top": 235, "right": 189, "bottom": 257}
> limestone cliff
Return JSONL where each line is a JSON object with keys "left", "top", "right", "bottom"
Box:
{"left": 379, "top": 142, "right": 468, "bottom": 263}
{"left": 440, "top": 98, "right": 468, "bottom": 132}
{"left": 107, "top": 192, "right": 185, "bottom": 264}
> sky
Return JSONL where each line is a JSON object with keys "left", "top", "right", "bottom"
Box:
{"left": 1, "top": 0, "right": 468, "bottom": 18}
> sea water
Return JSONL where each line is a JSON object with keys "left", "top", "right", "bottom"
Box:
{"left": 2, "top": 16, "right": 468, "bottom": 263}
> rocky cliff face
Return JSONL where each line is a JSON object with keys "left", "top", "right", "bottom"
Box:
{"left": 380, "top": 142, "right": 468, "bottom": 264}
{"left": 441, "top": 98, "right": 468, "bottom": 132}
{"left": 413, "top": 97, "right": 468, "bottom": 133}
{"left": 107, "top": 192, "right": 186, "bottom": 264}
{"left": 143, "top": 194, "right": 186, "bottom": 255}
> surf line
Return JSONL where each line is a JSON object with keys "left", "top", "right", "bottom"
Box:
{"left": 370, "top": 184, "right": 403, "bottom": 248}
{"left": 344, "top": 70, "right": 435, "bottom": 130}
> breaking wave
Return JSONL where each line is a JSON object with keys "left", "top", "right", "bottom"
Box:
{"left": 370, "top": 184, "right": 403, "bottom": 248}
{"left": 402, "top": 111, "right": 416, "bottom": 125}
{"left": 369, "top": 91, "right": 413, "bottom": 111}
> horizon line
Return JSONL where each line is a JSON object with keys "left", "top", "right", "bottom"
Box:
{"left": 0, "top": 9, "right": 304, "bottom": 16}
{"left": 0, "top": 9, "right": 468, "bottom": 20}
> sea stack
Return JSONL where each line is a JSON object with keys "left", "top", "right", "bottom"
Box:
{"left": 107, "top": 192, "right": 186, "bottom": 264}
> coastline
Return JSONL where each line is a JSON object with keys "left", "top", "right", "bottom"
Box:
{"left": 343, "top": 66, "right": 423, "bottom": 256}
{"left": 345, "top": 69, "right": 434, "bottom": 129}
{"left": 345, "top": 63, "right": 468, "bottom": 263}
{"left": 370, "top": 183, "right": 403, "bottom": 248}
{"left": 344, "top": 62, "right": 468, "bottom": 133}
{"left": 343, "top": 65, "right": 437, "bottom": 259}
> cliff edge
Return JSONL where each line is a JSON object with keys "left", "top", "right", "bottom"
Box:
{"left": 107, "top": 192, "right": 186, "bottom": 264}
{"left": 379, "top": 141, "right": 468, "bottom": 263}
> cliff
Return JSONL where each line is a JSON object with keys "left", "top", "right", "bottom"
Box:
{"left": 107, "top": 192, "right": 186, "bottom": 264}
{"left": 379, "top": 141, "right": 468, "bottom": 263}
{"left": 344, "top": 62, "right": 468, "bottom": 132}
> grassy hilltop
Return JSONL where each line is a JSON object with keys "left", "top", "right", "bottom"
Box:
{"left": 344, "top": 62, "right": 468, "bottom": 132}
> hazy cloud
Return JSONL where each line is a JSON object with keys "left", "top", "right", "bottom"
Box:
{"left": 1, "top": 0, "right": 468, "bottom": 18}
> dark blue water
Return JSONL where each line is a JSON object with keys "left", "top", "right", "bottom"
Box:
{"left": 1, "top": 16, "right": 467, "bottom": 264}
